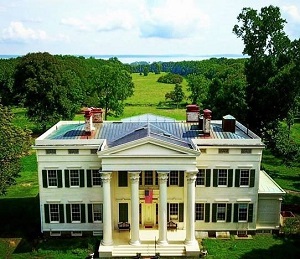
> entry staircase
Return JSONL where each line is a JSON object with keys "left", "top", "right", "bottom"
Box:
{"left": 112, "top": 243, "right": 186, "bottom": 257}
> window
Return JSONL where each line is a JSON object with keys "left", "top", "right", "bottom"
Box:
{"left": 196, "top": 169, "right": 205, "bottom": 186}
{"left": 240, "top": 169, "right": 250, "bottom": 186}
{"left": 218, "top": 169, "right": 228, "bottom": 186}
{"left": 93, "top": 204, "right": 102, "bottom": 222}
{"left": 46, "top": 149, "right": 56, "bottom": 154}
{"left": 219, "top": 148, "right": 229, "bottom": 154}
{"left": 169, "top": 203, "right": 179, "bottom": 221}
{"left": 200, "top": 149, "right": 207, "bottom": 153}
{"left": 48, "top": 170, "right": 58, "bottom": 187}
{"left": 238, "top": 204, "right": 248, "bottom": 221}
{"left": 217, "top": 204, "right": 226, "bottom": 221}
{"left": 92, "top": 170, "right": 102, "bottom": 186}
{"left": 195, "top": 203, "right": 205, "bottom": 221}
{"left": 68, "top": 149, "right": 79, "bottom": 154}
{"left": 118, "top": 171, "right": 128, "bottom": 187}
{"left": 241, "top": 148, "right": 252, "bottom": 154}
{"left": 144, "top": 171, "right": 153, "bottom": 185}
{"left": 90, "top": 149, "right": 97, "bottom": 154}
{"left": 49, "top": 204, "right": 60, "bottom": 222}
{"left": 71, "top": 204, "right": 81, "bottom": 222}
{"left": 169, "top": 171, "right": 179, "bottom": 185}
{"left": 70, "top": 170, "right": 80, "bottom": 187}
{"left": 71, "top": 231, "right": 82, "bottom": 236}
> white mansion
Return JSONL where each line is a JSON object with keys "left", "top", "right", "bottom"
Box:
{"left": 34, "top": 105, "right": 285, "bottom": 257}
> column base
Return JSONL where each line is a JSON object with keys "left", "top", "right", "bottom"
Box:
{"left": 129, "top": 239, "right": 141, "bottom": 246}
{"left": 101, "top": 239, "right": 113, "bottom": 246}
{"left": 157, "top": 239, "right": 168, "bottom": 246}
{"left": 184, "top": 239, "right": 198, "bottom": 246}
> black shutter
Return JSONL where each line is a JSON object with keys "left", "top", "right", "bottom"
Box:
{"left": 42, "top": 170, "right": 48, "bottom": 188}
{"left": 213, "top": 169, "right": 218, "bottom": 187}
{"left": 59, "top": 204, "right": 64, "bottom": 223}
{"left": 65, "top": 170, "right": 70, "bottom": 188}
{"left": 235, "top": 169, "right": 240, "bottom": 187}
{"left": 233, "top": 203, "right": 239, "bottom": 222}
{"left": 88, "top": 204, "right": 93, "bottom": 223}
{"left": 228, "top": 169, "right": 233, "bottom": 187}
{"left": 179, "top": 203, "right": 184, "bottom": 222}
{"left": 167, "top": 203, "right": 170, "bottom": 221}
{"left": 66, "top": 204, "right": 71, "bottom": 223}
{"left": 226, "top": 204, "right": 232, "bottom": 222}
{"left": 248, "top": 204, "right": 254, "bottom": 222}
{"left": 250, "top": 170, "right": 255, "bottom": 187}
{"left": 179, "top": 171, "right": 184, "bottom": 187}
{"left": 205, "top": 203, "right": 210, "bottom": 222}
{"left": 81, "top": 204, "right": 86, "bottom": 223}
{"left": 80, "top": 169, "right": 85, "bottom": 187}
{"left": 44, "top": 204, "right": 50, "bottom": 223}
{"left": 212, "top": 203, "right": 217, "bottom": 222}
{"left": 205, "top": 169, "right": 211, "bottom": 187}
{"left": 57, "top": 170, "right": 63, "bottom": 188}
{"left": 87, "top": 170, "right": 92, "bottom": 187}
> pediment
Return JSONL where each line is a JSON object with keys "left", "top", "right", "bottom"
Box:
{"left": 98, "top": 137, "right": 199, "bottom": 157}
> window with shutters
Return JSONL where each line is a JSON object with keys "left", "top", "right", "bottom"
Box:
{"left": 169, "top": 171, "right": 179, "bottom": 186}
{"left": 93, "top": 204, "right": 102, "bottom": 222}
{"left": 196, "top": 169, "right": 205, "bottom": 186}
{"left": 71, "top": 204, "right": 81, "bottom": 222}
{"left": 217, "top": 204, "right": 226, "bottom": 221}
{"left": 218, "top": 169, "right": 228, "bottom": 186}
{"left": 238, "top": 204, "right": 248, "bottom": 222}
{"left": 240, "top": 169, "right": 250, "bottom": 187}
{"left": 49, "top": 204, "right": 60, "bottom": 223}
{"left": 169, "top": 203, "right": 178, "bottom": 221}
{"left": 70, "top": 170, "right": 80, "bottom": 186}
{"left": 92, "top": 170, "right": 102, "bottom": 186}
{"left": 195, "top": 203, "right": 205, "bottom": 220}
{"left": 48, "top": 170, "right": 58, "bottom": 187}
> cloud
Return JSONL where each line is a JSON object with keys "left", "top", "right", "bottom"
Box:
{"left": 1, "top": 21, "right": 48, "bottom": 43}
{"left": 139, "top": 0, "right": 210, "bottom": 39}
{"left": 60, "top": 10, "right": 135, "bottom": 32}
{"left": 283, "top": 5, "right": 300, "bottom": 22}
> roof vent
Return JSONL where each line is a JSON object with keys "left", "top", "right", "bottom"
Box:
{"left": 222, "top": 115, "right": 236, "bottom": 133}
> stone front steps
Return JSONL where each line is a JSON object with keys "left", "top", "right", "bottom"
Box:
{"left": 112, "top": 244, "right": 186, "bottom": 257}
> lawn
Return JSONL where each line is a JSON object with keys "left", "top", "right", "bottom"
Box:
{"left": 202, "top": 234, "right": 300, "bottom": 259}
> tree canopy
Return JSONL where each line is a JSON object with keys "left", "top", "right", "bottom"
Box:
{"left": 0, "top": 105, "right": 31, "bottom": 195}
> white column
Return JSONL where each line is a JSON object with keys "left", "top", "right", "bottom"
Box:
{"left": 101, "top": 171, "right": 113, "bottom": 246}
{"left": 129, "top": 172, "right": 141, "bottom": 245}
{"left": 157, "top": 171, "right": 169, "bottom": 245}
{"left": 185, "top": 170, "right": 198, "bottom": 245}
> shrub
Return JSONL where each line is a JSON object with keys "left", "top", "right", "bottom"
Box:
{"left": 157, "top": 73, "right": 183, "bottom": 84}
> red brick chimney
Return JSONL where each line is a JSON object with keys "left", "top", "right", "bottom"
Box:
{"left": 84, "top": 108, "right": 93, "bottom": 135}
{"left": 91, "top": 108, "right": 103, "bottom": 123}
{"left": 203, "top": 109, "right": 212, "bottom": 135}
{"left": 186, "top": 104, "right": 200, "bottom": 122}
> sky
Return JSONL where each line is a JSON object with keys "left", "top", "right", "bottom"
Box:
{"left": 0, "top": 0, "right": 300, "bottom": 57}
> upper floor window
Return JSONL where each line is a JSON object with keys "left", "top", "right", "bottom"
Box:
{"left": 168, "top": 171, "right": 184, "bottom": 187}
{"left": 118, "top": 171, "right": 128, "bottom": 187}
{"left": 196, "top": 169, "right": 205, "bottom": 186}
{"left": 219, "top": 148, "right": 229, "bottom": 154}
{"left": 213, "top": 169, "right": 233, "bottom": 187}
{"left": 235, "top": 169, "right": 255, "bottom": 187}
{"left": 46, "top": 149, "right": 56, "bottom": 155}
{"left": 70, "top": 170, "right": 80, "bottom": 187}
{"left": 240, "top": 169, "right": 250, "bottom": 187}
{"left": 195, "top": 203, "right": 204, "bottom": 221}
{"left": 92, "top": 170, "right": 102, "bottom": 186}
{"left": 241, "top": 148, "right": 252, "bottom": 154}
{"left": 218, "top": 169, "right": 228, "bottom": 186}
{"left": 90, "top": 149, "right": 97, "bottom": 154}
{"left": 200, "top": 149, "right": 207, "bottom": 153}
{"left": 65, "top": 169, "right": 84, "bottom": 188}
{"left": 68, "top": 149, "right": 79, "bottom": 154}
{"left": 144, "top": 171, "right": 154, "bottom": 185}
{"left": 42, "top": 169, "right": 62, "bottom": 188}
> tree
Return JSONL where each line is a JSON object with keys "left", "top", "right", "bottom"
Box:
{"left": 165, "top": 83, "right": 185, "bottom": 108}
{"left": 143, "top": 66, "right": 149, "bottom": 76}
{"left": 14, "top": 52, "right": 83, "bottom": 131}
{"left": 90, "top": 64, "right": 134, "bottom": 120}
{"left": 0, "top": 105, "right": 31, "bottom": 195}
{"left": 233, "top": 5, "right": 300, "bottom": 137}
{"left": 187, "top": 74, "right": 210, "bottom": 106}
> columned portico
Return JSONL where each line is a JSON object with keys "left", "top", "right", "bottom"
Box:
{"left": 129, "top": 171, "right": 141, "bottom": 245}
{"left": 185, "top": 170, "right": 198, "bottom": 245}
{"left": 157, "top": 171, "right": 169, "bottom": 245}
{"left": 100, "top": 171, "right": 113, "bottom": 246}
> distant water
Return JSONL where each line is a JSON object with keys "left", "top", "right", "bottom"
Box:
{"left": 0, "top": 54, "right": 246, "bottom": 64}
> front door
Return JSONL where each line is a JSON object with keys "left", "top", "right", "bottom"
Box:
{"left": 142, "top": 203, "right": 155, "bottom": 228}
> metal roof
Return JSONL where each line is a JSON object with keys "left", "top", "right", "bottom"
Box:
{"left": 258, "top": 170, "right": 286, "bottom": 194}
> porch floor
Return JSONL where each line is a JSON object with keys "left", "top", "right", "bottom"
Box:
{"left": 99, "top": 228, "right": 201, "bottom": 257}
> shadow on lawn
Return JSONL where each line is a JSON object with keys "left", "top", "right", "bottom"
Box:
{"left": 240, "top": 235, "right": 300, "bottom": 259}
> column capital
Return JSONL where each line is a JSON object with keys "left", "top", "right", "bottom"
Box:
{"left": 129, "top": 171, "right": 140, "bottom": 183}
{"left": 100, "top": 171, "right": 112, "bottom": 183}
{"left": 157, "top": 171, "right": 169, "bottom": 184}
{"left": 186, "top": 170, "right": 198, "bottom": 183}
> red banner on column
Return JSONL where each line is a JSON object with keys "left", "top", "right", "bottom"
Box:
{"left": 145, "top": 189, "right": 153, "bottom": 203}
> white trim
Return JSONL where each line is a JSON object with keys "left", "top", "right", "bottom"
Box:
{"left": 68, "top": 200, "right": 83, "bottom": 203}
{"left": 46, "top": 200, "right": 61, "bottom": 203}
{"left": 215, "top": 165, "right": 231, "bottom": 168}
{"left": 237, "top": 165, "right": 253, "bottom": 168}
{"left": 215, "top": 199, "right": 230, "bottom": 202}
{"left": 236, "top": 199, "right": 251, "bottom": 202}
{"left": 66, "top": 166, "right": 82, "bottom": 169}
